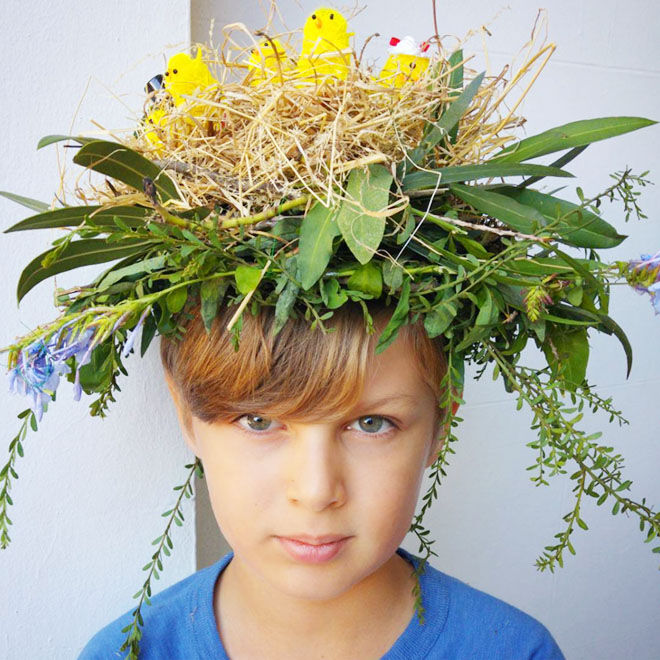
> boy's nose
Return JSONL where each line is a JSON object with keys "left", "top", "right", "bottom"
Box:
{"left": 285, "top": 429, "right": 346, "bottom": 511}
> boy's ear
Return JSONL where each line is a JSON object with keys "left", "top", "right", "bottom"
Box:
{"left": 163, "top": 371, "right": 199, "bottom": 455}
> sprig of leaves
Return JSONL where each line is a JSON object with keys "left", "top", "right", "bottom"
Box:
{"left": 119, "top": 458, "right": 203, "bottom": 659}
{"left": 409, "top": 345, "right": 464, "bottom": 624}
{"left": 0, "top": 409, "right": 37, "bottom": 549}
{"left": 486, "top": 344, "right": 660, "bottom": 571}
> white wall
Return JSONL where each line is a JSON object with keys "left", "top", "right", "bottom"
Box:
{"left": 0, "top": 1, "right": 194, "bottom": 657}
{"left": 189, "top": 2, "right": 660, "bottom": 659}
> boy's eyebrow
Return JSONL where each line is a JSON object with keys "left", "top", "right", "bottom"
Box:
{"left": 356, "top": 393, "right": 418, "bottom": 408}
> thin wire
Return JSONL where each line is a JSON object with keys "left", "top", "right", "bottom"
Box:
{"left": 394, "top": 173, "right": 443, "bottom": 261}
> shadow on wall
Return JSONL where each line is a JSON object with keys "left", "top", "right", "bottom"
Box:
{"left": 196, "top": 475, "right": 232, "bottom": 568}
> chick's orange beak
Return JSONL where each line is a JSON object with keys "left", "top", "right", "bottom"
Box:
{"left": 315, "top": 18, "right": 323, "bottom": 29}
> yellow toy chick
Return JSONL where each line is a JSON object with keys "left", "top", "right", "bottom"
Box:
{"left": 378, "top": 36, "right": 431, "bottom": 88}
{"left": 296, "top": 8, "right": 354, "bottom": 82}
{"left": 143, "top": 107, "right": 168, "bottom": 153}
{"left": 247, "top": 37, "right": 292, "bottom": 86}
{"left": 163, "top": 48, "right": 218, "bottom": 106}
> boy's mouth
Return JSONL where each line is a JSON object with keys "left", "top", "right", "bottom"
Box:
{"left": 277, "top": 535, "right": 352, "bottom": 563}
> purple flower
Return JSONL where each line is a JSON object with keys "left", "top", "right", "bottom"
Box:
{"left": 8, "top": 327, "right": 96, "bottom": 421}
{"left": 627, "top": 251, "right": 660, "bottom": 315}
{"left": 121, "top": 307, "right": 151, "bottom": 358}
{"left": 648, "top": 281, "right": 660, "bottom": 315}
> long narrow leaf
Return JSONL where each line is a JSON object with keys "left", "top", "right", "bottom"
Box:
{"left": 5, "top": 205, "right": 150, "bottom": 233}
{"left": 499, "top": 187, "right": 625, "bottom": 249}
{"left": 73, "top": 140, "right": 180, "bottom": 202}
{"left": 36, "top": 135, "right": 95, "bottom": 150}
{"left": 422, "top": 72, "right": 485, "bottom": 151}
{"left": 403, "top": 163, "right": 572, "bottom": 191}
{"left": 550, "top": 303, "right": 632, "bottom": 377}
{"left": 517, "top": 145, "right": 588, "bottom": 189}
{"left": 491, "top": 117, "right": 656, "bottom": 163}
{"left": 450, "top": 183, "right": 548, "bottom": 234}
{"left": 17, "top": 239, "right": 155, "bottom": 303}
{"left": 0, "top": 191, "right": 49, "bottom": 213}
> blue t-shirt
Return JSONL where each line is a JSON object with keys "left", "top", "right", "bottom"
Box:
{"left": 79, "top": 547, "right": 564, "bottom": 659}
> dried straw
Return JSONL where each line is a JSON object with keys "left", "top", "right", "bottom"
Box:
{"left": 86, "top": 14, "right": 555, "bottom": 220}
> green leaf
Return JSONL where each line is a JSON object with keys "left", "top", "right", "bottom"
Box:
{"left": 166, "top": 288, "right": 188, "bottom": 314}
{"left": 447, "top": 50, "right": 464, "bottom": 93}
{"left": 17, "top": 238, "right": 155, "bottom": 303}
{"left": 4, "top": 205, "right": 150, "bottom": 233}
{"left": 0, "top": 191, "right": 49, "bottom": 213}
{"left": 403, "top": 163, "right": 572, "bottom": 191}
{"left": 347, "top": 262, "right": 383, "bottom": 298}
{"left": 235, "top": 265, "right": 262, "bottom": 295}
{"left": 450, "top": 183, "right": 547, "bottom": 234}
{"left": 320, "top": 278, "right": 348, "bottom": 309}
{"left": 273, "top": 279, "right": 300, "bottom": 335}
{"left": 382, "top": 261, "right": 404, "bottom": 291}
{"left": 72, "top": 140, "right": 180, "bottom": 202}
{"left": 498, "top": 187, "right": 625, "bottom": 249}
{"left": 200, "top": 278, "right": 228, "bottom": 332}
{"left": 376, "top": 277, "right": 410, "bottom": 353}
{"left": 297, "top": 201, "right": 340, "bottom": 290}
{"left": 96, "top": 255, "right": 166, "bottom": 289}
{"left": 36, "top": 134, "right": 95, "bottom": 150}
{"left": 517, "top": 145, "right": 588, "bottom": 189}
{"left": 424, "top": 301, "right": 457, "bottom": 338}
{"left": 336, "top": 165, "right": 393, "bottom": 265}
{"left": 77, "top": 343, "right": 112, "bottom": 392}
{"left": 542, "top": 327, "right": 589, "bottom": 391}
{"left": 475, "top": 287, "right": 499, "bottom": 326}
{"left": 421, "top": 72, "right": 485, "bottom": 151}
{"left": 446, "top": 49, "right": 464, "bottom": 143}
{"left": 140, "top": 313, "right": 158, "bottom": 357}
{"left": 492, "top": 117, "right": 657, "bottom": 163}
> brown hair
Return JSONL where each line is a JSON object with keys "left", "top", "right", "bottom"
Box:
{"left": 160, "top": 301, "right": 447, "bottom": 427}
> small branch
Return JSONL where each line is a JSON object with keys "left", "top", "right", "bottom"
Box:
{"left": 415, "top": 208, "right": 551, "bottom": 243}
{"left": 153, "top": 158, "right": 281, "bottom": 195}
{"left": 212, "top": 195, "right": 311, "bottom": 230}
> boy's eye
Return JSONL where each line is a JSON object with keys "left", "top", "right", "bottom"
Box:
{"left": 349, "top": 415, "right": 394, "bottom": 435}
{"left": 240, "top": 414, "right": 275, "bottom": 431}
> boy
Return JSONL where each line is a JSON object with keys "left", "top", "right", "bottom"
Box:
{"left": 80, "top": 302, "right": 564, "bottom": 659}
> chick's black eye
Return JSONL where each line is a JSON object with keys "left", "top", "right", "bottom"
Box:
{"left": 330, "top": 13, "right": 334, "bottom": 19}
{"left": 172, "top": 68, "right": 178, "bottom": 74}
{"left": 311, "top": 13, "right": 316, "bottom": 19}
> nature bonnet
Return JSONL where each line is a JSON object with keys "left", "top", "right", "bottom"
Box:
{"left": 1, "top": 4, "right": 658, "bottom": 658}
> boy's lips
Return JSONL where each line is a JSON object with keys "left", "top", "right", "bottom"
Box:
{"left": 279, "top": 533, "right": 350, "bottom": 545}
{"left": 277, "top": 535, "right": 351, "bottom": 563}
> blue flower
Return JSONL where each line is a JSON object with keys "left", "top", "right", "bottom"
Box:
{"left": 8, "top": 327, "right": 96, "bottom": 421}
{"left": 121, "top": 307, "right": 151, "bottom": 359}
{"left": 627, "top": 251, "right": 660, "bottom": 314}
{"left": 648, "top": 281, "right": 660, "bottom": 315}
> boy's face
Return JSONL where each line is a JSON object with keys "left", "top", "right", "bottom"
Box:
{"left": 170, "top": 332, "right": 443, "bottom": 603}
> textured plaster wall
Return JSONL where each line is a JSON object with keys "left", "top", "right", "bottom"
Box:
{"left": 0, "top": 1, "right": 194, "bottom": 657}
{"left": 191, "top": 2, "right": 660, "bottom": 659}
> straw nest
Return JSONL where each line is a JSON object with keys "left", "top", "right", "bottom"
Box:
{"left": 84, "top": 17, "right": 555, "bottom": 218}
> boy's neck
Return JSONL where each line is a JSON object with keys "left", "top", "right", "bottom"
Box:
{"left": 214, "top": 550, "right": 417, "bottom": 659}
